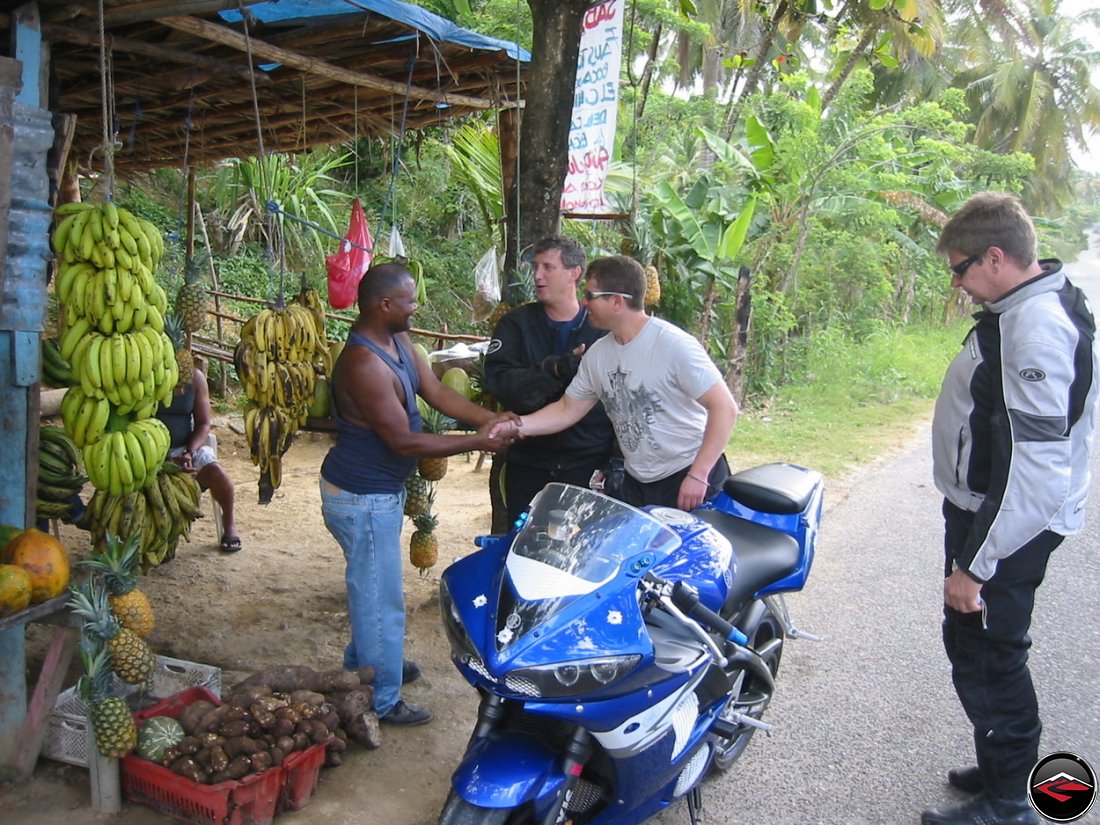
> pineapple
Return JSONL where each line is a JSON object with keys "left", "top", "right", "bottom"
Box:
{"left": 409, "top": 509, "right": 439, "bottom": 575}
{"left": 77, "top": 644, "right": 137, "bottom": 759}
{"left": 624, "top": 218, "right": 662, "bottom": 306}
{"left": 418, "top": 406, "right": 454, "bottom": 482}
{"left": 165, "top": 312, "right": 194, "bottom": 389}
{"left": 69, "top": 579, "right": 156, "bottom": 685}
{"left": 404, "top": 472, "right": 432, "bottom": 517}
{"left": 79, "top": 532, "right": 155, "bottom": 637}
{"left": 176, "top": 252, "right": 209, "bottom": 334}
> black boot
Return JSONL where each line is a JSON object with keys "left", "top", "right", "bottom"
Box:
{"left": 921, "top": 795, "right": 1037, "bottom": 825}
{"left": 947, "top": 766, "right": 984, "bottom": 794}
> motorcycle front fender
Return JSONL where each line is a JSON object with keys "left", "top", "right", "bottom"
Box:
{"left": 451, "top": 730, "right": 566, "bottom": 809}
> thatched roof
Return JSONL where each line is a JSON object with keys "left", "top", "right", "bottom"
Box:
{"left": 2, "top": 0, "right": 528, "bottom": 173}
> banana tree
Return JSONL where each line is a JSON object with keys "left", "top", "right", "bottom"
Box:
{"left": 644, "top": 123, "right": 776, "bottom": 398}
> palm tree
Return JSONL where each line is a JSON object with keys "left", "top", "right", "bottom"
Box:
{"left": 948, "top": 0, "right": 1100, "bottom": 209}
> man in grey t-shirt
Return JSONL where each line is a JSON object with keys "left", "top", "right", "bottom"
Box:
{"left": 493, "top": 256, "right": 738, "bottom": 510}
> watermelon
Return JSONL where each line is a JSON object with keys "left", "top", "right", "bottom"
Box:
{"left": 137, "top": 715, "right": 185, "bottom": 763}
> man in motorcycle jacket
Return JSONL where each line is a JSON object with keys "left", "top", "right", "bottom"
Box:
{"left": 484, "top": 236, "right": 615, "bottom": 524}
{"left": 923, "top": 193, "right": 1099, "bottom": 825}
{"left": 492, "top": 255, "right": 738, "bottom": 511}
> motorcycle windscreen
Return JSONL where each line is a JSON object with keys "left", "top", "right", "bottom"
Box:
{"left": 497, "top": 483, "right": 680, "bottom": 650}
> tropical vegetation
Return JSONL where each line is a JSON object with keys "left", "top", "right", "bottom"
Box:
{"left": 112, "top": 0, "right": 1099, "bottom": 417}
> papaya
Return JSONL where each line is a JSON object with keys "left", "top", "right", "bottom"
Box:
{"left": 329, "top": 340, "right": 346, "bottom": 366}
{"left": 3, "top": 529, "right": 70, "bottom": 603}
{"left": 442, "top": 367, "right": 474, "bottom": 400}
{"left": 308, "top": 377, "right": 332, "bottom": 419}
{"left": 0, "top": 564, "right": 32, "bottom": 616}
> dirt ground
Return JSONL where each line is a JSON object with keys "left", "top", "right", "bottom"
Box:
{"left": 5, "top": 415, "right": 496, "bottom": 825}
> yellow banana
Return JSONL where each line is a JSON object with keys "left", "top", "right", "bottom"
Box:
{"left": 123, "top": 429, "right": 147, "bottom": 491}
{"left": 84, "top": 335, "right": 104, "bottom": 390}
{"left": 72, "top": 394, "right": 94, "bottom": 448}
{"left": 85, "top": 396, "right": 110, "bottom": 447}
{"left": 159, "top": 472, "right": 181, "bottom": 523}
{"left": 147, "top": 303, "right": 164, "bottom": 333}
{"left": 88, "top": 206, "right": 104, "bottom": 243}
{"left": 130, "top": 420, "right": 161, "bottom": 472}
{"left": 133, "top": 331, "right": 153, "bottom": 380}
{"left": 112, "top": 431, "right": 134, "bottom": 492}
{"left": 102, "top": 201, "right": 119, "bottom": 232}
{"left": 59, "top": 316, "right": 91, "bottom": 361}
{"left": 99, "top": 333, "right": 116, "bottom": 396}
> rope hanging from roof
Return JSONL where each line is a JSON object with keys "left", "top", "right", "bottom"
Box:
{"left": 94, "top": 0, "right": 116, "bottom": 200}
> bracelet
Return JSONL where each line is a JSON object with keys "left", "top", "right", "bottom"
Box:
{"left": 687, "top": 472, "right": 709, "bottom": 485}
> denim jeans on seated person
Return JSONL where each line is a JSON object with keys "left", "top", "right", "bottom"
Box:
{"left": 320, "top": 478, "right": 406, "bottom": 717}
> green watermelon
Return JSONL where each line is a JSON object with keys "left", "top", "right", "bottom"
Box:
{"left": 137, "top": 715, "right": 185, "bottom": 763}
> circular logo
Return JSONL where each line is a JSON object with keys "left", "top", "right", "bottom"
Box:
{"left": 1020, "top": 367, "right": 1047, "bottom": 382}
{"left": 1028, "top": 752, "right": 1096, "bottom": 822}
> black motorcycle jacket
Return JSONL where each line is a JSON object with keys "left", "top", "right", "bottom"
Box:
{"left": 484, "top": 302, "right": 615, "bottom": 471}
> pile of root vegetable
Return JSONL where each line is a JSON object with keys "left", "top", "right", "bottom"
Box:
{"left": 153, "top": 664, "right": 379, "bottom": 784}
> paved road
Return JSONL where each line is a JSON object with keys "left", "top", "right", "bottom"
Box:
{"left": 654, "top": 239, "right": 1100, "bottom": 825}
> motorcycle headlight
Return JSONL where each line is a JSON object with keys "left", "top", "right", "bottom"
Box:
{"left": 439, "top": 578, "right": 478, "bottom": 662}
{"left": 507, "top": 655, "right": 642, "bottom": 698}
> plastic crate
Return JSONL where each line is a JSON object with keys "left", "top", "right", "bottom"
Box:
{"left": 277, "top": 742, "right": 326, "bottom": 812}
{"left": 123, "top": 686, "right": 283, "bottom": 825}
{"left": 123, "top": 687, "right": 329, "bottom": 824}
{"left": 41, "top": 656, "right": 221, "bottom": 768}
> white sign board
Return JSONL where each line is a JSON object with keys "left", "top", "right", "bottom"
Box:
{"left": 561, "top": 0, "right": 624, "bottom": 215}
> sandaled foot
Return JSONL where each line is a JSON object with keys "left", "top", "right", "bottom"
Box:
{"left": 220, "top": 535, "right": 242, "bottom": 553}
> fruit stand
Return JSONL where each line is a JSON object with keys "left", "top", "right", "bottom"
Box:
{"left": 0, "top": 594, "right": 77, "bottom": 781}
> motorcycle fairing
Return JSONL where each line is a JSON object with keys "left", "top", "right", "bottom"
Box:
{"left": 450, "top": 730, "right": 565, "bottom": 808}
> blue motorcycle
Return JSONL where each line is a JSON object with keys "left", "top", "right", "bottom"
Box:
{"left": 438, "top": 462, "right": 824, "bottom": 825}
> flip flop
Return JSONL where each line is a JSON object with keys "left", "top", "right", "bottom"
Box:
{"left": 220, "top": 535, "right": 243, "bottom": 553}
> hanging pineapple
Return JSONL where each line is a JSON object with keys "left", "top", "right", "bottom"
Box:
{"left": 165, "top": 312, "right": 194, "bottom": 389}
{"left": 643, "top": 263, "right": 662, "bottom": 307}
{"left": 409, "top": 507, "right": 439, "bottom": 575}
{"left": 77, "top": 644, "right": 138, "bottom": 759}
{"left": 417, "top": 406, "right": 453, "bottom": 482}
{"left": 176, "top": 252, "right": 210, "bottom": 334}
{"left": 79, "top": 532, "right": 154, "bottom": 637}
{"left": 68, "top": 579, "right": 156, "bottom": 685}
{"left": 404, "top": 472, "right": 432, "bottom": 518}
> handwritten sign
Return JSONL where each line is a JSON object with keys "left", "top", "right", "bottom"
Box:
{"left": 561, "top": 0, "right": 624, "bottom": 215}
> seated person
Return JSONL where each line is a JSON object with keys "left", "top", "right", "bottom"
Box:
{"left": 156, "top": 357, "right": 240, "bottom": 552}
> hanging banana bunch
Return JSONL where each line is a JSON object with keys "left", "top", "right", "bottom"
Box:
{"left": 236, "top": 283, "right": 329, "bottom": 503}
{"left": 84, "top": 461, "right": 203, "bottom": 571}
{"left": 51, "top": 200, "right": 184, "bottom": 565}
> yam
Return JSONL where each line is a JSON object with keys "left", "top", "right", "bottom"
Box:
{"left": 314, "top": 669, "right": 361, "bottom": 693}
{"left": 270, "top": 746, "right": 286, "bottom": 766}
{"left": 226, "top": 683, "right": 272, "bottom": 708}
{"left": 208, "top": 746, "right": 229, "bottom": 774}
{"left": 355, "top": 665, "right": 376, "bottom": 685}
{"left": 328, "top": 734, "right": 347, "bottom": 754}
{"left": 291, "top": 731, "right": 310, "bottom": 751}
{"left": 326, "top": 750, "right": 343, "bottom": 767}
{"left": 218, "top": 720, "right": 250, "bottom": 739}
{"left": 177, "top": 736, "right": 200, "bottom": 755}
{"left": 334, "top": 689, "right": 373, "bottom": 727}
{"left": 236, "top": 665, "right": 318, "bottom": 693}
{"left": 169, "top": 756, "right": 206, "bottom": 784}
{"left": 250, "top": 751, "right": 273, "bottom": 773}
{"left": 177, "top": 700, "right": 217, "bottom": 735}
{"left": 195, "top": 704, "right": 231, "bottom": 734}
{"left": 346, "top": 710, "right": 382, "bottom": 749}
{"left": 317, "top": 705, "right": 340, "bottom": 733}
{"left": 250, "top": 706, "right": 276, "bottom": 730}
{"left": 271, "top": 717, "right": 295, "bottom": 738}
{"left": 288, "top": 689, "right": 325, "bottom": 707}
{"left": 275, "top": 735, "right": 296, "bottom": 754}
{"left": 223, "top": 736, "right": 260, "bottom": 759}
{"left": 210, "top": 755, "right": 251, "bottom": 783}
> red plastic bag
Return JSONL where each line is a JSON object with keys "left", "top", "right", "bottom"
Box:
{"left": 326, "top": 199, "right": 373, "bottom": 309}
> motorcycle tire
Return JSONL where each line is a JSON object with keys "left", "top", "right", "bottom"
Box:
{"left": 437, "top": 792, "right": 523, "bottom": 825}
{"left": 709, "top": 607, "right": 785, "bottom": 773}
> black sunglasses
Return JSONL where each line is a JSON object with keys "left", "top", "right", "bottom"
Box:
{"left": 950, "top": 252, "right": 983, "bottom": 278}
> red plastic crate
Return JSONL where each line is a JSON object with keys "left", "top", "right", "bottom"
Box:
{"left": 122, "top": 687, "right": 329, "bottom": 824}
{"left": 277, "top": 742, "right": 326, "bottom": 811}
{"left": 124, "top": 687, "right": 281, "bottom": 825}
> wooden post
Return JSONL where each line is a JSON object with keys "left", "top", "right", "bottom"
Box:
{"left": 87, "top": 724, "right": 121, "bottom": 814}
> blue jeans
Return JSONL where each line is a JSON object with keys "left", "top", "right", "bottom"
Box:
{"left": 320, "top": 478, "right": 406, "bottom": 716}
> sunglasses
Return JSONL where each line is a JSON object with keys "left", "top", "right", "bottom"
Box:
{"left": 950, "top": 252, "right": 983, "bottom": 278}
{"left": 584, "top": 290, "right": 633, "bottom": 302}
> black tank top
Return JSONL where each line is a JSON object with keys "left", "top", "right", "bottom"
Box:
{"left": 157, "top": 383, "right": 195, "bottom": 449}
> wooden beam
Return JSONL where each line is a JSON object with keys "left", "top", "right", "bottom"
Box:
{"left": 41, "top": 20, "right": 271, "bottom": 85}
{"left": 157, "top": 14, "right": 503, "bottom": 110}
{"left": 101, "top": 0, "right": 269, "bottom": 29}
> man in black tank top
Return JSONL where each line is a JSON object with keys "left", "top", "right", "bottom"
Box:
{"left": 319, "top": 264, "right": 518, "bottom": 727}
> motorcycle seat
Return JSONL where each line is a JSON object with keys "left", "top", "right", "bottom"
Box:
{"left": 722, "top": 462, "right": 821, "bottom": 515}
{"left": 692, "top": 509, "right": 801, "bottom": 608}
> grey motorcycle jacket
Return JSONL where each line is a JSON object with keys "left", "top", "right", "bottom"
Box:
{"left": 931, "top": 261, "right": 1099, "bottom": 582}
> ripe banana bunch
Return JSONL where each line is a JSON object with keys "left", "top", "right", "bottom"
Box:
{"left": 86, "top": 461, "right": 202, "bottom": 571}
{"left": 234, "top": 286, "right": 329, "bottom": 501}
{"left": 36, "top": 425, "right": 87, "bottom": 522}
{"left": 82, "top": 418, "right": 172, "bottom": 497}
{"left": 41, "top": 338, "right": 77, "bottom": 388}
{"left": 66, "top": 327, "right": 179, "bottom": 417}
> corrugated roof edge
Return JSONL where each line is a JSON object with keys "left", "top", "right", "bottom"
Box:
{"left": 218, "top": 0, "right": 530, "bottom": 62}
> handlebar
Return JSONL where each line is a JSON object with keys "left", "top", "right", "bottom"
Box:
{"left": 668, "top": 580, "right": 750, "bottom": 647}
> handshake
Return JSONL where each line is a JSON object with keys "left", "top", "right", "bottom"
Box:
{"left": 470, "top": 413, "right": 524, "bottom": 453}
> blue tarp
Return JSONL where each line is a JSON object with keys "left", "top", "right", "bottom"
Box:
{"left": 219, "top": 0, "right": 529, "bottom": 62}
